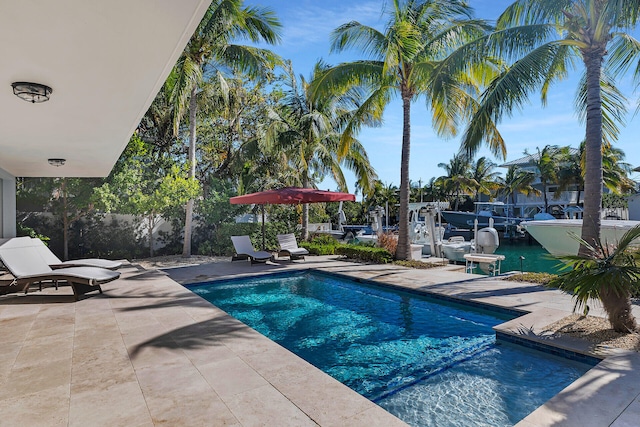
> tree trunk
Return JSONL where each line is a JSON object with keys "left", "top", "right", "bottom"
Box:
{"left": 600, "top": 285, "right": 637, "bottom": 332}
{"left": 396, "top": 88, "right": 412, "bottom": 260}
{"left": 579, "top": 49, "right": 604, "bottom": 255}
{"left": 542, "top": 182, "right": 549, "bottom": 213}
{"left": 148, "top": 214, "right": 155, "bottom": 258}
{"left": 182, "top": 86, "right": 198, "bottom": 257}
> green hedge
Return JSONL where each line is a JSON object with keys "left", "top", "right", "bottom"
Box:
{"left": 335, "top": 246, "right": 393, "bottom": 264}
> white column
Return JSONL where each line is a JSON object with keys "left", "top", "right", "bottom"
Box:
{"left": 0, "top": 168, "right": 16, "bottom": 238}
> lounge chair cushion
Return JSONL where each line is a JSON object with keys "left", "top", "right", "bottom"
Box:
{"left": 0, "top": 237, "right": 120, "bottom": 300}
{"left": 277, "top": 234, "right": 309, "bottom": 258}
{"left": 30, "top": 238, "right": 122, "bottom": 270}
{"left": 230, "top": 236, "right": 272, "bottom": 263}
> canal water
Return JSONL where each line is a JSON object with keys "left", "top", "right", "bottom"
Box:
{"left": 494, "top": 242, "right": 564, "bottom": 274}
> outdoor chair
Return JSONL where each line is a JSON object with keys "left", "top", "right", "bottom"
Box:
{"left": 30, "top": 237, "right": 122, "bottom": 270}
{"left": 230, "top": 236, "right": 273, "bottom": 264}
{"left": 0, "top": 237, "right": 120, "bottom": 300}
{"left": 277, "top": 233, "right": 309, "bottom": 260}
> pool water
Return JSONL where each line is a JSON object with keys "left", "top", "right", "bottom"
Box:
{"left": 190, "top": 273, "right": 594, "bottom": 427}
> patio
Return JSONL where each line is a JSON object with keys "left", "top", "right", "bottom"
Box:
{"left": 1, "top": 256, "right": 640, "bottom": 426}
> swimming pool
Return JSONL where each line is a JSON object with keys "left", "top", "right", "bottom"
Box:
{"left": 190, "top": 272, "right": 595, "bottom": 427}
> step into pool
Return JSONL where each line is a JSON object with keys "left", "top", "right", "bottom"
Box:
{"left": 189, "top": 272, "right": 596, "bottom": 427}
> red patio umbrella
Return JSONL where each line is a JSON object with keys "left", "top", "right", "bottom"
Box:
{"left": 229, "top": 187, "right": 355, "bottom": 205}
{"left": 229, "top": 187, "right": 356, "bottom": 249}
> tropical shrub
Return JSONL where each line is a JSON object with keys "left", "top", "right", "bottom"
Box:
{"left": 336, "top": 246, "right": 393, "bottom": 264}
{"left": 393, "top": 260, "right": 440, "bottom": 269}
{"left": 299, "top": 234, "right": 342, "bottom": 255}
{"left": 377, "top": 232, "right": 398, "bottom": 257}
{"left": 505, "top": 272, "right": 557, "bottom": 286}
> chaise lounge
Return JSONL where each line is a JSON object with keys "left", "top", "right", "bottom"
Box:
{"left": 230, "top": 236, "right": 273, "bottom": 264}
{"left": 277, "top": 233, "right": 309, "bottom": 260}
{"left": 29, "top": 237, "right": 123, "bottom": 270}
{"left": 0, "top": 237, "right": 121, "bottom": 300}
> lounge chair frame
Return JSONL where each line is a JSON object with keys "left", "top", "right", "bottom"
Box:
{"left": 0, "top": 237, "right": 120, "bottom": 300}
{"left": 230, "top": 236, "right": 273, "bottom": 264}
{"left": 277, "top": 233, "right": 309, "bottom": 260}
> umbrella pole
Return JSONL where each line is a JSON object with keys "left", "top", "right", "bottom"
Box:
{"left": 261, "top": 205, "right": 266, "bottom": 250}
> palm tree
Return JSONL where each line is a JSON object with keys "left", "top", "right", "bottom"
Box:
{"left": 437, "top": 154, "right": 474, "bottom": 211}
{"left": 549, "top": 225, "right": 640, "bottom": 332}
{"left": 461, "top": 0, "right": 640, "bottom": 256}
{"left": 530, "top": 145, "right": 562, "bottom": 213}
{"left": 267, "top": 61, "right": 377, "bottom": 240}
{"left": 602, "top": 145, "right": 635, "bottom": 194}
{"left": 555, "top": 146, "right": 584, "bottom": 208}
{"left": 363, "top": 181, "right": 399, "bottom": 225}
{"left": 310, "top": 0, "right": 493, "bottom": 260}
{"left": 496, "top": 165, "right": 540, "bottom": 207}
{"left": 470, "top": 157, "right": 500, "bottom": 202}
{"left": 170, "top": 0, "right": 282, "bottom": 256}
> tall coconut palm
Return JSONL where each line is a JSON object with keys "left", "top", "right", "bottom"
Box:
{"left": 310, "top": 0, "right": 494, "bottom": 259}
{"left": 496, "top": 165, "right": 540, "bottom": 207}
{"left": 170, "top": 0, "right": 282, "bottom": 256}
{"left": 267, "top": 61, "right": 378, "bottom": 240}
{"left": 530, "top": 145, "right": 562, "bottom": 213}
{"left": 470, "top": 157, "right": 500, "bottom": 202}
{"left": 461, "top": 0, "right": 640, "bottom": 256}
{"left": 437, "top": 154, "right": 474, "bottom": 211}
{"left": 556, "top": 146, "right": 584, "bottom": 208}
{"left": 602, "top": 145, "right": 635, "bottom": 194}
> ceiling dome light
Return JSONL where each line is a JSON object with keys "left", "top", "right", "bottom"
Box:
{"left": 11, "top": 82, "right": 52, "bottom": 103}
{"left": 47, "top": 158, "right": 66, "bottom": 167}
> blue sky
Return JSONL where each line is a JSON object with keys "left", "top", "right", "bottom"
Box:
{"left": 254, "top": 0, "right": 640, "bottom": 194}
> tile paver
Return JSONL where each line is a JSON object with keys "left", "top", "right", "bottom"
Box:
{"left": 0, "top": 256, "right": 639, "bottom": 426}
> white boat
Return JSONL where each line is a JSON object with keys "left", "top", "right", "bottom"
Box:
{"left": 409, "top": 202, "right": 447, "bottom": 255}
{"left": 520, "top": 219, "right": 640, "bottom": 256}
{"left": 440, "top": 227, "right": 500, "bottom": 263}
{"left": 440, "top": 236, "right": 473, "bottom": 262}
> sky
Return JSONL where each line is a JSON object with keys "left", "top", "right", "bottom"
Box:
{"left": 253, "top": 0, "right": 640, "bottom": 195}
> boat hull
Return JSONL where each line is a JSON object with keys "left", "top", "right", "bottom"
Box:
{"left": 520, "top": 219, "right": 640, "bottom": 256}
{"left": 441, "top": 211, "right": 525, "bottom": 231}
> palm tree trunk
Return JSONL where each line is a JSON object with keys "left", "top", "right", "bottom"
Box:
{"left": 182, "top": 86, "right": 198, "bottom": 257}
{"left": 600, "top": 285, "right": 637, "bottom": 332}
{"left": 397, "top": 89, "right": 412, "bottom": 260}
{"left": 580, "top": 50, "right": 604, "bottom": 255}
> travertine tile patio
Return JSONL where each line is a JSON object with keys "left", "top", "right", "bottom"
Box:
{"left": 1, "top": 255, "right": 639, "bottom": 426}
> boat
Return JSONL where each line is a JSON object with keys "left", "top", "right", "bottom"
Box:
{"left": 355, "top": 203, "right": 447, "bottom": 255}
{"left": 440, "top": 226, "right": 500, "bottom": 263}
{"left": 441, "top": 202, "right": 530, "bottom": 233}
{"left": 520, "top": 219, "right": 640, "bottom": 256}
{"left": 408, "top": 202, "right": 447, "bottom": 255}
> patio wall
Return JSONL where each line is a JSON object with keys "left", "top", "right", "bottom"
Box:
{"left": 0, "top": 167, "right": 16, "bottom": 238}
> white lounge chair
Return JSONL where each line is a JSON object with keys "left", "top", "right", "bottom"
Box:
{"left": 230, "top": 236, "right": 272, "bottom": 264}
{"left": 30, "top": 238, "right": 123, "bottom": 270}
{"left": 277, "top": 233, "right": 309, "bottom": 260}
{"left": 0, "top": 237, "right": 120, "bottom": 300}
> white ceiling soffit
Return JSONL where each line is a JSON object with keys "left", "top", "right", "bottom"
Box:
{"left": 0, "top": 0, "right": 211, "bottom": 177}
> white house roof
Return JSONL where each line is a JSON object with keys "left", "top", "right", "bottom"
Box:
{"left": 499, "top": 147, "right": 580, "bottom": 168}
{"left": 0, "top": 0, "right": 210, "bottom": 177}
